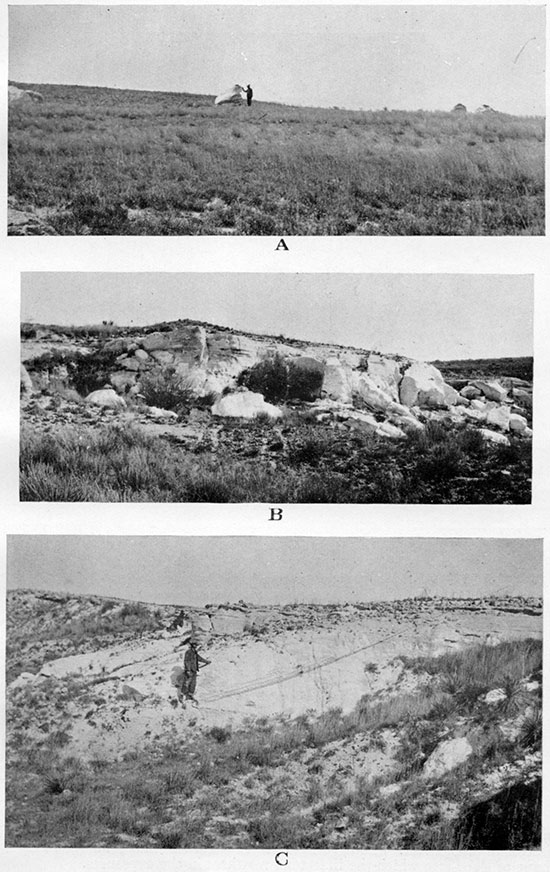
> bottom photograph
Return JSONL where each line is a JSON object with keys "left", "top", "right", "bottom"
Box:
{"left": 6, "top": 536, "right": 542, "bottom": 850}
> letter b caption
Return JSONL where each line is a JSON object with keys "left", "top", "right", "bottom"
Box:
{"left": 269, "top": 508, "right": 283, "bottom": 521}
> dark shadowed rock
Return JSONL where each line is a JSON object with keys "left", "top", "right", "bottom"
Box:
{"left": 453, "top": 778, "right": 541, "bottom": 849}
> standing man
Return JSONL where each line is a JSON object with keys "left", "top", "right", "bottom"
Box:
{"left": 182, "top": 639, "right": 210, "bottom": 705}
{"left": 245, "top": 84, "right": 253, "bottom": 106}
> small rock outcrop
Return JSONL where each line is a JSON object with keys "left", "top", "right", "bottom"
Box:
{"left": 399, "top": 362, "right": 452, "bottom": 408}
{"left": 423, "top": 736, "right": 474, "bottom": 779}
{"left": 211, "top": 389, "right": 282, "bottom": 419}
{"left": 85, "top": 388, "right": 126, "bottom": 410}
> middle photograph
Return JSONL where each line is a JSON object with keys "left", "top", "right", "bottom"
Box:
{"left": 20, "top": 273, "right": 533, "bottom": 504}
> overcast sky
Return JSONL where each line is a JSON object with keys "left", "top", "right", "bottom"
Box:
{"left": 9, "top": 5, "right": 545, "bottom": 114}
{"left": 7, "top": 537, "right": 542, "bottom": 605}
{"left": 21, "top": 273, "right": 533, "bottom": 361}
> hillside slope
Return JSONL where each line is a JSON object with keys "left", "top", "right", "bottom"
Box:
{"left": 6, "top": 591, "right": 542, "bottom": 847}
{"left": 8, "top": 83, "right": 544, "bottom": 235}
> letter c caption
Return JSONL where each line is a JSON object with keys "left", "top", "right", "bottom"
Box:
{"left": 275, "top": 852, "right": 289, "bottom": 866}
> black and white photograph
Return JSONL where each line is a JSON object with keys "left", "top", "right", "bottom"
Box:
{"left": 5, "top": 536, "right": 542, "bottom": 849}
{"left": 8, "top": 4, "right": 545, "bottom": 236}
{"left": 20, "top": 273, "right": 533, "bottom": 504}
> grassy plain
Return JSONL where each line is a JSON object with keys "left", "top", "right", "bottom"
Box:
{"left": 9, "top": 83, "right": 545, "bottom": 235}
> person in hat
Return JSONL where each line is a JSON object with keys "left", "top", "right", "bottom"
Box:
{"left": 181, "top": 640, "right": 210, "bottom": 704}
{"left": 245, "top": 84, "right": 253, "bottom": 106}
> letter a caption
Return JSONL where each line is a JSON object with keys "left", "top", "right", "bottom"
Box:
{"left": 275, "top": 238, "right": 289, "bottom": 251}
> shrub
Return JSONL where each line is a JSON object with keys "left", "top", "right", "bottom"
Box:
{"left": 139, "top": 367, "right": 195, "bottom": 412}
{"left": 290, "top": 432, "right": 333, "bottom": 465}
{"left": 518, "top": 707, "right": 542, "bottom": 748}
{"left": 69, "top": 348, "right": 121, "bottom": 396}
{"left": 238, "top": 354, "right": 289, "bottom": 404}
{"left": 209, "top": 726, "right": 232, "bottom": 744}
{"left": 239, "top": 354, "right": 324, "bottom": 404}
{"left": 69, "top": 190, "right": 130, "bottom": 234}
{"left": 287, "top": 360, "right": 324, "bottom": 401}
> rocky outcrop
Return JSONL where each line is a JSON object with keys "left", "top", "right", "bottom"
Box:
{"left": 8, "top": 206, "right": 58, "bottom": 236}
{"left": 211, "top": 389, "right": 282, "bottom": 419}
{"left": 9, "top": 85, "right": 44, "bottom": 104}
{"left": 423, "top": 737, "right": 473, "bottom": 779}
{"left": 21, "top": 321, "right": 533, "bottom": 444}
{"left": 471, "top": 379, "right": 508, "bottom": 403}
{"left": 399, "top": 362, "right": 453, "bottom": 408}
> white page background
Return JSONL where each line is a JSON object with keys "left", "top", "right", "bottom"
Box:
{"left": 1, "top": 0, "right": 549, "bottom": 869}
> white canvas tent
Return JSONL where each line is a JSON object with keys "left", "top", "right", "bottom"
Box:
{"left": 214, "top": 84, "right": 244, "bottom": 106}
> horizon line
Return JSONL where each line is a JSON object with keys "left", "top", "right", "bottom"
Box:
{"left": 9, "top": 80, "right": 545, "bottom": 119}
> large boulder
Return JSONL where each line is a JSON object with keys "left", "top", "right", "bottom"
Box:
{"left": 443, "top": 383, "right": 460, "bottom": 405}
{"left": 9, "top": 85, "right": 43, "bottom": 104}
{"left": 399, "top": 362, "right": 450, "bottom": 408}
{"left": 146, "top": 406, "right": 178, "bottom": 421}
{"left": 119, "top": 357, "right": 143, "bottom": 371}
{"left": 479, "top": 428, "right": 510, "bottom": 446}
{"left": 365, "top": 354, "right": 401, "bottom": 400}
{"left": 460, "top": 385, "right": 482, "bottom": 400}
{"left": 485, "top": 404, "right": 511, "bottom": 431}
{"left": 470, "top": 399, "right": 486, "bottom": 411}
{"left": 342, "top": 410, "right": 379, "bottom": 432}
{"left": 462, "top": 407, "right": 486, "bottom": 422}
{"left": 352, "top": 372, "right": 393, "bottom": 412}
{"left": 471, "top": 379, "right": 508, "bottom": 403}
{"left": 85, "top": 388, "right": 126, "bottom": 410}
{"left": 376, "top": 421, "right": 406, "bottom": 439}
{"left": 423, "top": 737, "right": 473, "bottom": 779}
{"left": 509, "top": 413, "right": 528, "bottom": 433}
{"left": 211, "top": 389, "right": 282, "bottom": 420}
{"left": 512, "top": 388, "right": 532, "bottom": 409}
{"left": 322, "top": 358, "right": 353, "bottom": 403}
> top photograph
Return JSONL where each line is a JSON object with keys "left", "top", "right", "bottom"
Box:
{"left": 8, "top": 4, "right": 545, "bottom": 237}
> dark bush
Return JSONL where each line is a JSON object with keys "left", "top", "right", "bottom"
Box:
{"left": 209, "top": 726, "right": 232, "bottom": 744}
{"left": 238, "top": 354, "right": 289, "bottom": 403}
{"left": 70, "top": 348, "right": 122, "bottom": 396}
{"left": 139, "top": 367, "right": 195, "bottom": 412}
{"left": 70, "top": 191, "right": 130, "bottom": 234}
{"left": 239, "top": 354, "right": 323, "bottom": 404}
{"left": 287, "top": 360, "right": 324, "bottom": 401}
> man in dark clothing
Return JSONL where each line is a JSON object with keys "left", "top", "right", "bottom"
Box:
{"left": 182, "top": 641, "right": 210, "bottom": 704}
{"left": 245, "top": 84, "right": 253, "bottom": 106}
